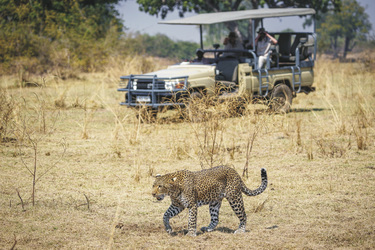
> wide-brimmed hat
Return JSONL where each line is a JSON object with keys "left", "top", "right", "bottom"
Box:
{"left": 257, "top": 27, "right": 267, "bottom": 33}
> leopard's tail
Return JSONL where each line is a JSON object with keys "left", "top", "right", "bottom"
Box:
{"left": 241, "top": 168, "right": 267, "bottom": 196}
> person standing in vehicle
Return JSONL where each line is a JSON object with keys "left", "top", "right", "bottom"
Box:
{"left": 255, "top": 27, "right": 277, "bottom": 69}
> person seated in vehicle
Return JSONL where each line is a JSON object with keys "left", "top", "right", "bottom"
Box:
{"left": 223, "top": 31, "right": 243, "bottom": 57}
{"left": 193, "top": 48, "right": 212, "bottom": 64}
{"left": 255, "top": 27, "right": 277, "bottom": 69}
{"left": 195, "top": 48, "right": 204, "bottom": 61}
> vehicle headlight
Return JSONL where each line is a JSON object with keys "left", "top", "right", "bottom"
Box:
{"left": 132, "top": 79, "right": 138, "bottom": 90}
{"left": 165, "top": 79, "right": 186, "bottom": 91}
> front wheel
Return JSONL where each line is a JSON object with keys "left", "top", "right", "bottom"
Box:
{"left": 269, "top": 84, "right": 293, "bottom": 113}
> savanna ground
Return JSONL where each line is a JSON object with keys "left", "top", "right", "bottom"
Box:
{"left": 1, "top": 54, "right": 375, "bottom": 249}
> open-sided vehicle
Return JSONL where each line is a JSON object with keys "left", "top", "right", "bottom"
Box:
{"left": 118, "top": 8, "right": 316, "bottom": 117}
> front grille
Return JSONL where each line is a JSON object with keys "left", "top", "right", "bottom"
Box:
{"left": 134, "top": 79, "right": 165, "bottom": 90}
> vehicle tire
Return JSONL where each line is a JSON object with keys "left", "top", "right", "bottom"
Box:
{"left": 269, "top": 84, "right": 293, "bottom": 113}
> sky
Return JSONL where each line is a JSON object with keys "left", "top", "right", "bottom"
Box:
{"left": 116, "top": 0, "right": 375, "bottom": 43}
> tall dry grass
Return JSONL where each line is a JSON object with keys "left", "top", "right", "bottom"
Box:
{"left": 0, "top": 56, "right": 374, "bottom": 249}
{"left": 312, "top": 58, "right": 374, "bottom": 154}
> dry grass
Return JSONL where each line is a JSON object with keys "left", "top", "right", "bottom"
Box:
{"left": 1, "top": 56, "right": 375, "bottom": 249}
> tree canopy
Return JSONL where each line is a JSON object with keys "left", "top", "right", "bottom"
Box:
{"left": 124, "top": 33, "right": 198, "bottom": 60}
{"left": 136, "top": 0, "right": 341, "bottom": 19}
{"left": 0, "top": 0, "right": 200, "bottom": 74}
{"left": 317, "top": 0, "right": 371, "bottom": 58}
{"left": 0, "top": 0, "right": 124, "bottom": 72}
{"left": 136, "top": 0, "right": 341, "bottom": 43}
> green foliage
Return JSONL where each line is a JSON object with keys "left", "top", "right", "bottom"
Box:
{"left": 124, "top": 33, "right": 199, "bottom": 60}
{"left": 0, "top": 0, "right": 199, "bottom": 75}
{"left": 136, "top": 0, "right": 341, "bottom": 47}
{"left": 264, "top": 0, "right": 341, "bottom": 17}
{"left": 136, "top": 0, "right": 341, "bottom": 19}
{"left": 317, "top": 0, "right": 371, "bottom": 58}
{"left": 0, "top": 0, "right": 123, "bottom": 74}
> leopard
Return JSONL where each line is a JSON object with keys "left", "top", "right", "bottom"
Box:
{"left": 152, "top": 165, "right": 267, "bottom": 236}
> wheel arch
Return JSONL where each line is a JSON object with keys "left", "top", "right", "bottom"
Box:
{"left": 273, "top": 79, "right": 292, "bottom": 92}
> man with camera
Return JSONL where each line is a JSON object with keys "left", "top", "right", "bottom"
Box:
{"left": 255, "top": 27, "right": 277, "bottom": 69}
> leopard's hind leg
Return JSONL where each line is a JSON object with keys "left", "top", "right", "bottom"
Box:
{"left": 227, "top": 192, "right": 247, "bottom": 234}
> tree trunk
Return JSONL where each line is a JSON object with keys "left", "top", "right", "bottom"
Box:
{"left": 343, "top": 36, "right": 356, "bottom": 59}
{"left": 331, "top": 36, "right": 339, "bottom": 59}
{"left": 343, "top": 36, "right": 350, "bottom": 59}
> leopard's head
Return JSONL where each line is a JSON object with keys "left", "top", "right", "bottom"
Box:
{"left": 152, "top": 174, "right": 177, "bottom": 201}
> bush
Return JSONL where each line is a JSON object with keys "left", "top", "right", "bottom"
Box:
{"left": 0, "top": 0, "right": 124, "bottom": 74}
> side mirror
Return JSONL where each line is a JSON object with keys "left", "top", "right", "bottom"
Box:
{"left": 213, "top": 44, "right": 220, "bottom": 50}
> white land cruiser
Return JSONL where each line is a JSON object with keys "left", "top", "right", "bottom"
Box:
{"left": 118, "top": 8, "right": 316, "bottom": 117}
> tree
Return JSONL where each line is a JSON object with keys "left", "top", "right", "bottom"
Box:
{"left": 15, "top": 93, "right": 67, "bottom": 207}
{"left": 136, "top": 0, "right": 341, "bottom": 18}
{"left": 317, "top": 0, "right": 371, "bottom": 58}
{"left": 136, "top": 0, "right": 341, "bottom": 43}
{"left": 125, "top": 33, "right": 199, "bottom": 59}
{"left": 0, "top": 0, "right": 124, "bottom": 73}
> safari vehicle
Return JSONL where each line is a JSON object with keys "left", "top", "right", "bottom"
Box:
{"left": 118, "top": 8, "right": 316, "bottom": 117}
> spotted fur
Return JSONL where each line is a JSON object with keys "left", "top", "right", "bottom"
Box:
{"left": 152, "top": 166, "right": 267, "bottom": 236}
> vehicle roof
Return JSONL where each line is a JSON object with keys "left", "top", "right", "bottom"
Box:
{"left": 159, "top": 8, "right": 316, "bottom": 25}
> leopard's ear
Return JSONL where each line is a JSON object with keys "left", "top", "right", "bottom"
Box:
{"left": 155, "top": 174, "right": 161, "bottom": 178}
{"left": 165, "top": 176, "right": 177, "bottom": 188}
